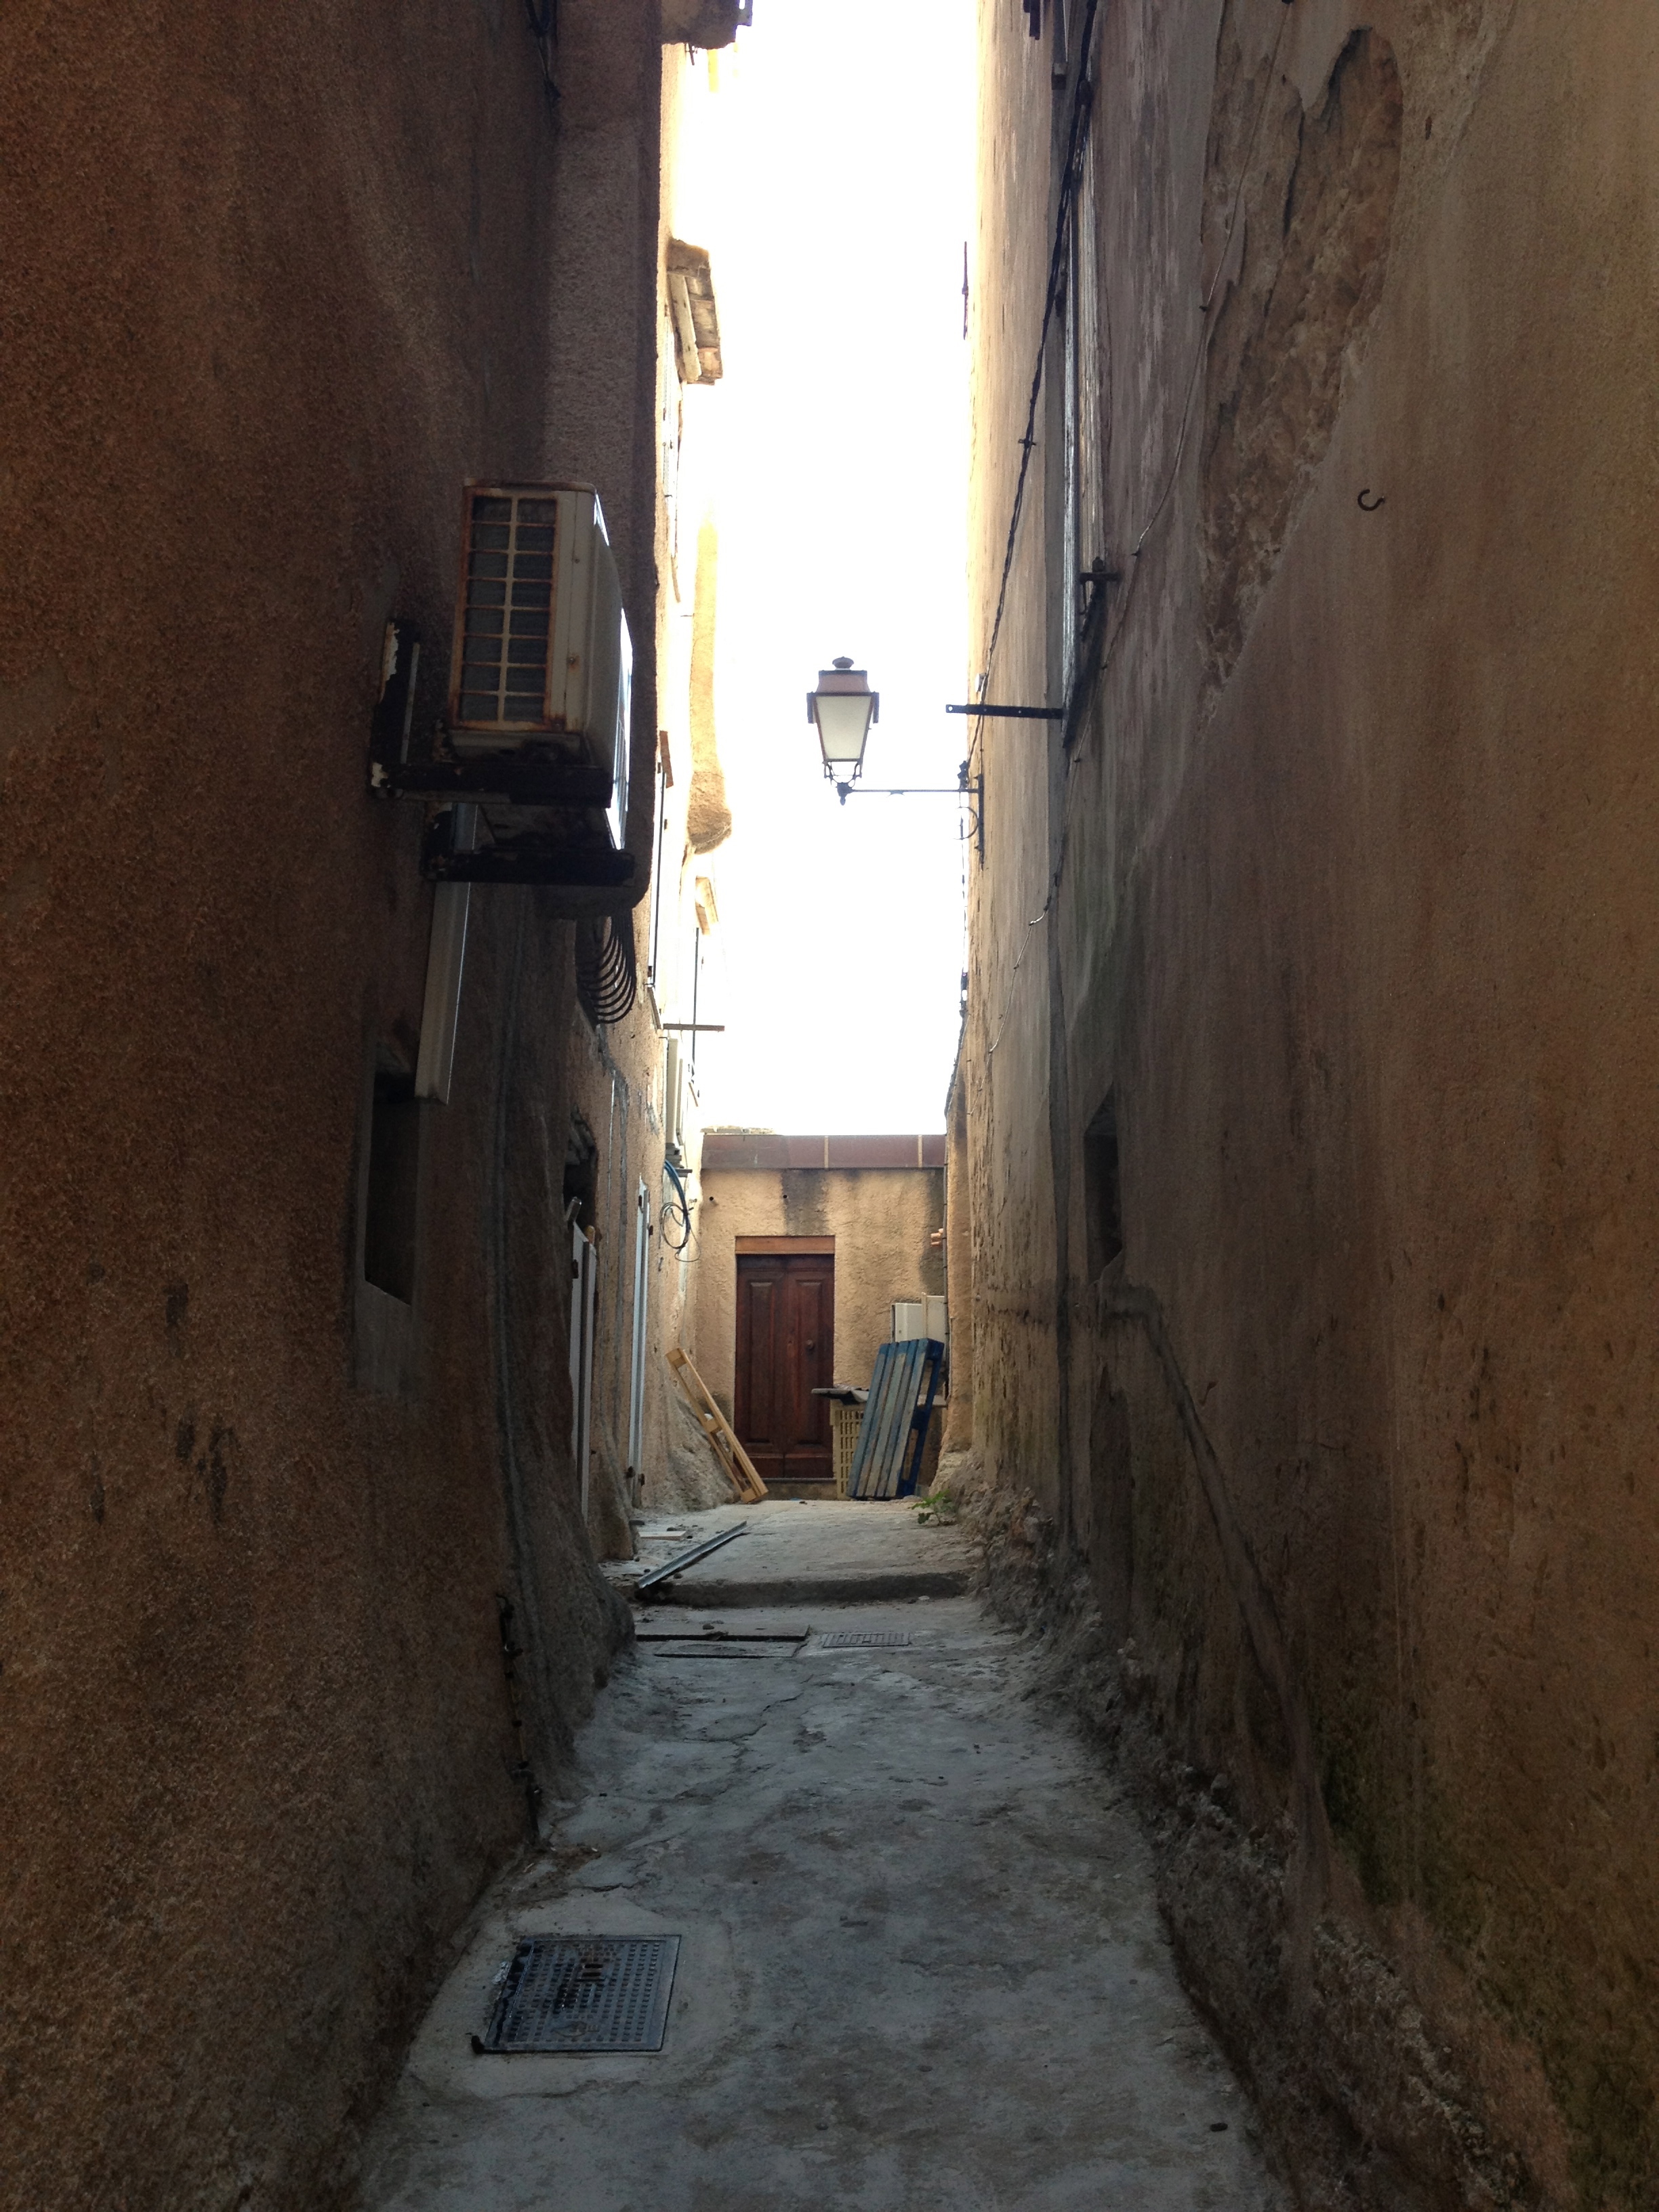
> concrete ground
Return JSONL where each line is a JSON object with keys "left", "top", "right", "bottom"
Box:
{"left": 613, "top": 1497, "right": 977, "bottom": 1605}
{"left": 357, "top": 1507, "right": 1285, "bottom": 2211}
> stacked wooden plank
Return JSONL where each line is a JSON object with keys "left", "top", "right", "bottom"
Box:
{"left": 846, "top": 1339, "right": 944, "bottom": 1500}
{"left": 666, "top": 1347, "right": 769, "bottom": 1502}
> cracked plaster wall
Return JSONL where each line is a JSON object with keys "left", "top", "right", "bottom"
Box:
{"left": 965, "top": 0, "right": 1659, "bottom": 2203}
{"left": 0, "top": 5, "right": 660, "bottom": 2206}
{"left": 693, "top": 1168, "right": 947, "bottom": 1421}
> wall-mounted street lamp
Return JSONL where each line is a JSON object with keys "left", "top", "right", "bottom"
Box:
{"left": 808, "top": 568, "right": 1123, "bottom": 853}
{"left": 806, "top": 654, "right": 984, "bottom": 851}
{"left": 808, "top": 658, "right": 880, "bottom": 787}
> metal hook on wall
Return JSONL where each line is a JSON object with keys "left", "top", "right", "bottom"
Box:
{"left": 1357, "top": 488, "right": 1386, "bottom": 512}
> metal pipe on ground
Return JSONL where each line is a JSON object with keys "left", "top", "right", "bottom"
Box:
{"left": 634, "top": 1522, "right": 748, "bottom": 1595}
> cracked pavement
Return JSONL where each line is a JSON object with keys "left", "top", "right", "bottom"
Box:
{"left": 356, "top": 1533, "right": 1285, "bottom": 2211}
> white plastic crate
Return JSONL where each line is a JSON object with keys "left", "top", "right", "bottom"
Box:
{"left": 831, "top": 1403, "right": 864, "bottom": 1498}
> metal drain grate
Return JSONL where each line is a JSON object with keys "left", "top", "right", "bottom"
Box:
{"left": 474, "top": 1936, "right": 680, "bottom": 2053}
{"left": 817, "top": 1629, "right": 914, "bottom": 1650}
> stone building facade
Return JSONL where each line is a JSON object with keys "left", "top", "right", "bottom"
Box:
{"left": 958, "top": 1, "right": 1659, "bottom": 2204}
{"left": 0, "top": 8, "right": 737, "bottom": 2207}
{"left": 689, "top": 1132, "right": 947, "bottom": 1494}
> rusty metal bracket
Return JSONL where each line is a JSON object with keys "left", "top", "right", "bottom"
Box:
{"left": 370, "top": 617, "right": 636, "bottom": 895}
{"left": 369, "top": 619, "right": 615, "bottom": 810}
{"left": 945, "top": 703, "right": 1065, "bottom": 720}
{"left": 374, "top": 756, "right": 614, "bottom": 807}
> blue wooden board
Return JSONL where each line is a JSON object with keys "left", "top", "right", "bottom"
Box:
{"left": 847, "top": 1339, "right": 944, "bottom": 1500}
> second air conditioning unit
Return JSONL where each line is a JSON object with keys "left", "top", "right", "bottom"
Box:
{"left": 892, "top": 1296, "right": 947, "bottom": 1345}
{"left": 664, "top": 1037, "right": 699, "bottom": 1163}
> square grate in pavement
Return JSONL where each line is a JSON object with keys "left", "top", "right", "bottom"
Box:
{"left": 816, "top": 1629, "right": 914, "bottom": 1649}
{"left": 473, "top": 1936, "right": 680, "bottom": 2053}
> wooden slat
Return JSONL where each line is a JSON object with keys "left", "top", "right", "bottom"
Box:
{"left": 898, "top": 1340, "right": 945, "bottom": 1498}
{"left": 673, "top": 1351, "right": 744, "bottom": 1498}
{"left": 844, "top": 1350, "right": 889, "bottom": 1498}
{"left": 847, "top": 1339, "right": 945, "bottom": 1500}
{"left": 875, "top": 1347, "right": 916, "bottom": 1500}
{"left": 849, "top": 1341, "right": 918, "bottom": 1499}
{"left": 873, "top": 1346, "right": 921, "bottom": 1500}
{"left": 667, "top": 1347, "right": 769, "bottom": 1502}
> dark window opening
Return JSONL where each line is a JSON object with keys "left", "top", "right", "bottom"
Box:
{"left": 1083, "top": 1093, "right": 1123, "bottom": 1279}
{"left": 364, "top": 1070, "right": 421, "bottom": 1303}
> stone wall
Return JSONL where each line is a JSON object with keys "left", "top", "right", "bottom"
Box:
{"left": 693, "top": 1152, "right": 947, "bottom": 1414}
{"left": 964, "top": 1, "right": 1659, "bottom": 2203}
{"left": 0, "top": 6, "right": 659, "bottom": 2205}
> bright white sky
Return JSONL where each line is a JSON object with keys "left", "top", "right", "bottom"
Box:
{"left": 670, "top": 4, "right": 975, "bottom": 1135}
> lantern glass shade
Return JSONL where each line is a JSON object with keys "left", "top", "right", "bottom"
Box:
{"left": 808, "top": 658, "right": 878, "bottom": 779}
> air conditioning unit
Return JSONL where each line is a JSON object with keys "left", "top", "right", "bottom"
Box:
{"left": 449, "top": 483, "right": 632, "bottom": 850}
{"left": 664, "top": 1038, "right": 682, "bottom": 1154}
{"left": 663, "top": 1038, "right": 701, "bottom": 1163}
{"left": 892, "top": 1296, "right": 947, "bottom": 1344}
{"left": 664, "top": 1038, "right": 687, "bottom": 1159}
{"left": 367, "top": 483, "right": 642, "bottom": 903}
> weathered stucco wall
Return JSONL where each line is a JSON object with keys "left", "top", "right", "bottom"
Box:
{"left": 693, "top": 1164, "right": 947, "bottom": 1416}
{"left": 0, "top": 6, "right": 659, "bottom": 2205}
{"left": 943, "top": 1068, "right": 976, "bottom": 1453}
{"left": 966, "top": 1, "right": 1659, "bottom": 2204}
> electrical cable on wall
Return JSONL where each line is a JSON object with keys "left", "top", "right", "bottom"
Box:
{"left": 981, "top": 0, "right": 1294, "bottom": 1058}
{"left": 661, "top": 1153, "right": 695, "bottom": 1255}
{"left": 972, "top": 0, "right": 1102, "bottom": 1061}
{"left": 524, "top": 0, "right": 560, "bottom": 98}
{"left": 969, "top": 0, "right": 1102, "bottom": 781}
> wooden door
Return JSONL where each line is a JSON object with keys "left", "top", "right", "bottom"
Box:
{"left": 734, "top": 1252, "right": 834, "bottom": 1488}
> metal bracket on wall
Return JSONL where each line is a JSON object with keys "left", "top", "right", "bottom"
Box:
{"left": 373, "top": 756, "right": 615, "bottom": 808}
{"left": 369, "top": 619, "right": 617, "bottom": 809}
{"left": 829, "top": 762, "right": 983, "bottom": 861}
{"left": 944, "top": 703, "right": 1065, "bottom": 720}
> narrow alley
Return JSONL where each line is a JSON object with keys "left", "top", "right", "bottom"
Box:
{"left": 359, "top": 1506, "right": 1279, "bottom": 2212}
{"left": 7, "top": 1, "right": 1659, "bottom": 2206}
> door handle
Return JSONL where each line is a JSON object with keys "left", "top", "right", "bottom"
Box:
{"left": 804, "top": 1340, "right": 815, "bottom": 1353}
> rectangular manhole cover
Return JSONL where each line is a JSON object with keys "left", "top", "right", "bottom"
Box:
{"left": 474, "top": 1936, "right": 680, "bottom": 2053}
{"left": 817, "top": 1630, "right": 914, "bottom": 1650}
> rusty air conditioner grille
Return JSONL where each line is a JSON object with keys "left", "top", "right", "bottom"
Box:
{"left": 475, "top": 1935, "right": 680, "bottom": 2054}
{"left": 455, "top": 489, "right": 556, "bottom": 729}
{"left": 816, "top": 1630, "right": 914, "bottom": 1650}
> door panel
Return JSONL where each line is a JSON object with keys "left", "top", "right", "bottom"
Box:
{"left": 735, "top": 1252, "right": 834, "bottom": 1487}
{"left": 738, "top": 1275, "right": 779, "bottom": 1460}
